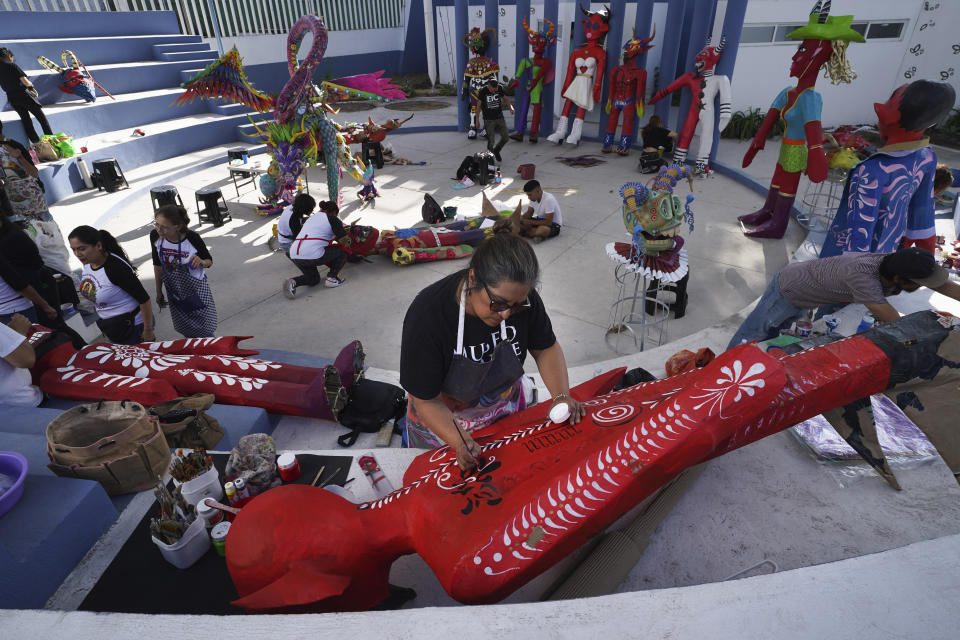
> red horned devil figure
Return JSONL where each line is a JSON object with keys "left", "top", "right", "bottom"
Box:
{"left": 508, "top": 18, "right": 557, "bottom": 143}
{"left": 648, "top": 35, "right": 730, "bottom": 174}
{"left": 602, "top": 26, "right": 656, "bottom": 155}
{"left": 224, "top": 310, "right": 960, "bottom": 612}
{"left": 547, "top": 4, "right": 611, "bottom": 146}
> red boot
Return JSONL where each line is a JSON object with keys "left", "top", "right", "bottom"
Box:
{"left": 738, "top": 187, "right": 777, "bottom": 226}
{"left": 745, "top": 193, "right": 793, "bottom": 239}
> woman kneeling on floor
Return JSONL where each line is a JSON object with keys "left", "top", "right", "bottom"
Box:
{"left": 283, "top": 199, "right": 350, "bottom": 298}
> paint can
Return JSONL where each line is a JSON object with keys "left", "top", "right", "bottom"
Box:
{"left": 795, "top": 320, "right": 813, "bottom": 338}
{"left": 823, "top": 314, "right": 840, "bottom": 335}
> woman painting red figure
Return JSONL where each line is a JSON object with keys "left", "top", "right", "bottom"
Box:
{"left": 739, "top": 0, "right": 863, "bottom": 239}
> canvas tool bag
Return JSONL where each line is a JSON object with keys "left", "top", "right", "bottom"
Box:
{"left": 148, "top": 393, "right": 224, "bottom": 449}
{"left": 46, "top": 399, "right": 171, "bottom": 495}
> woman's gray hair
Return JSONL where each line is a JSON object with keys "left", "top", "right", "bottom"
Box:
{"left": 468, "top": 232, "right": 540, "bottom": 289}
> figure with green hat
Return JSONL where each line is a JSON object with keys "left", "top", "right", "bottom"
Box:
{"left": 739, "top": 0, "right": 864, "bottom": 239}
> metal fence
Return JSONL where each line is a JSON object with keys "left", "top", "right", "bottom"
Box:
{"left": 0, "top": 0, "right": 405, "bottom": 35}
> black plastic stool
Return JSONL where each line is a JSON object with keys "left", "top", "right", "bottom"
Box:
{"left": 227, "top": 147, "right": 249, "bottom": 163}
{"left": 362, "top": 140, "right": 384, "bottom": 169}
{"left": 92, "top": 158, "right": 129, "bottom": 193}
{"left": 150, "top": 185, "right": 184, "bottom": 214}
{"left": 195, "top": 186, "right": 231, "bottom": 227}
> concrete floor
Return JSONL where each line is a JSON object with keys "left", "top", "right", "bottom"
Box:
{"left": 30, "top": 100, "right": 960, "bottom": 635}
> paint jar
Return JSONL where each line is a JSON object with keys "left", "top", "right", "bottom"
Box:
{"left": 823, "top": 314, "right": 840, "bottom": 335}
{"left": 358, "top": 452, "right": 394, "bottom": 499}
{"left": 196, "top": 498, "right": 223, "bottom": 529}
{"left": 60, "top": 302, "right": 74, "bottom": 316}
{"left": 210, "top": 521, "right": 231, "bottom": 557}
{"left": 277, "top": 453, "right": 301, "bottom": 482}
{"left": 795, "top": 320, "right": 813, "bottom": 338}
{"left": 856, "top": 313, "right": 876, "bottom": 334}
{"left": 234, "top": 477, "right": 250, "bottom": 499}
{"left": 224, "top": 481, "right": 236, "bottom": 504}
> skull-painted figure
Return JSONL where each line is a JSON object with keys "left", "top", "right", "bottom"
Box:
{"left": 647, "top": 35, "right": 730, "bottom": 174}
{"left": 508, "top": 18, "right": 556, "bottom": 143}
{"left": 462, "top": 27, "right": 499, "bottom": 140}
{"left": 547, "top": 4, "right": 612, "bottom": 146}
{"left": 602, "top": 27, "right": 656, "bottom": 155}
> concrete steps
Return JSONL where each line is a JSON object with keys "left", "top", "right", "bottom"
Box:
{"left": 7, "top": 35, "right": 204, "bottom": 72}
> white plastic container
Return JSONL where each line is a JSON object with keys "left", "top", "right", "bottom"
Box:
{"left": 177, "top": 467, "right": 223, "bottom": 508}
{"left": 152, "top": 517, "right": 210, "bottom": 569}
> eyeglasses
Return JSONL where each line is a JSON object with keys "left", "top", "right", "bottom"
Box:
{"left": 154, "top": 222, "right": 174, "bottom": 232}
{"left": 480, "top": 279, "right": 531, "bottom": 313}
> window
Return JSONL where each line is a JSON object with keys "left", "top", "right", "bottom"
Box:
{"left": 851, "top": 23, "right": 868, "bottom": 37}
{"left": 741, "top": 25, "right": 776, "bottom": 44}
{"left": 867, "top": 22, "right": 904, "bottom": 39}
{"left": 774, "top": 25, "right": 807, "bottom": 42}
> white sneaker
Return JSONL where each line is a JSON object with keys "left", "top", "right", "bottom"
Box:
{"left": 283, "top": 278, "right": 296, "bottom": 299}
{"left": 325, "top": 275, "right": 345, "bottom": 288}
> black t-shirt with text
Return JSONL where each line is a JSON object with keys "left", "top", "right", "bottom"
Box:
{"left": 400, "top": 269, "right": 556, "bottom": 400}
{"left": 0, "top": 60, "right": 34, "bottom": 105}
{"left": 642, "top": 126, "right": 674, "bottom": 151}
{"left": 477, "top": 86, "right": 506, "bottom": 121}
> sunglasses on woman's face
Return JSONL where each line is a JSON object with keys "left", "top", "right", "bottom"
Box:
{"left": 481, "top": 280, "right": 531, "bottom": 313}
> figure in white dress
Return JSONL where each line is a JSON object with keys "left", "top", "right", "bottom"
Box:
{"left": 547, "top": 5, "right": 611, "bottom": 145}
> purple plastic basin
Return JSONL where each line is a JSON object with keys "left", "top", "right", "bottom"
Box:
{"left": 0, "top": 451, "right": 29, "bottom": 518}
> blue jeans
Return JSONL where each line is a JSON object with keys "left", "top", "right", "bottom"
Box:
{"left": 727, "top": 273, "right": 806, "bottom": 350}
{"left": 0, "top": 305, "right": 39, "bottom": 325}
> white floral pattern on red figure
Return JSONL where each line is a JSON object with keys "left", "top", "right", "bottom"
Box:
{"left": 689, "top": 359, "right": 766, "bottom": 418}
{"left": 57, "top": 365, "right": 151, "bottom": 388}
{"left": 144, "top": 337, "right": 226, "bottom": 350}
{"left": 182, "top": 370, "right": 267, "bottom": 391}
{"left": 81, "top": 344, "right": 191, "bottom": 378}
{"left": 200, "top": 355, "right": 282, "bottom": 372}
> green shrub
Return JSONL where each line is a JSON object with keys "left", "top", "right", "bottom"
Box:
{"left": 722, "top": 108, "right": 783, "bottom": 141}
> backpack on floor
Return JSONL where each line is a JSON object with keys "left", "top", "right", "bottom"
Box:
{"left": 422, "top": 193, "right": 445, "bottom": 224}
{"left": 455, "top": 155, "right": 480, "bottom": 182}
{"left": 336, "top": 379, "right": 408, "bottom": 447}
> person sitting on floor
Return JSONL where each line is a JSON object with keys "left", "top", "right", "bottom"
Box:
{"left": 283, "top": 199, "right": 350, "bottom": 298}
{"left": 641, "top": 114, "right": 677, "bottom": 153}
{"left": 0, "top": 312, "right": 42, "bottom": 408}
{"left": 497, "top": 180, "right": 563, "bottom": 243}
{"left": 727, "top": 247, "right": 960, "bottom": 350}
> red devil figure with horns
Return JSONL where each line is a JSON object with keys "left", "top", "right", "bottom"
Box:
{"left": 602, "top": 27, "right": 656, "bottom": 155}
{"left": 648, "top": 35, "right": 730, "bottom": 174}
{"left": 547, "top": 4, "right": 611, "bottom": 146}
{"left": 508, "top": 18, "right": 556, "bottom": 143}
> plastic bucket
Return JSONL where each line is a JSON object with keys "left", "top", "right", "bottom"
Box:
{"left": 176, "top": 467, "right": 223, "bottom": 508}
{"left": 152, "top": 516, "right": 210, "bottom": 569}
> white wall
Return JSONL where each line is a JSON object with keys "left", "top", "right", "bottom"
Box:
{"left": 202, "top": 27, "right": 406, "bottom": 66}
{"left": 731, "top": 0, "right": 925, "bottom": 127}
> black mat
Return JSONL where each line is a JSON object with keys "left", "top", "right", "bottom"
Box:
{"left": 79, "top": 454, "right": 353, "bottom": 615}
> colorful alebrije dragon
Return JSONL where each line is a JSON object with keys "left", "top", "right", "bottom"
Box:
{"left": 173, "top": 47, "right": 273, "bottom": 112}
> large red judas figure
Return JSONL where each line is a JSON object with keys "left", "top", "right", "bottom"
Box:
{"left": 739, "top": 0, "right": 863, "bottom": 239}
{"left": 601, "top": 27, "right": 656, "bottom": 155}
{"left": 546, "top": 4, "right": 611, "bottom": 146}
{"left": 508, "top": 17, "right": 556, "bottom": 144}
{"left": 648, "top": 36, "right": 730, "bottom": 174}
{"left": 225, "top": 311, "right": 960, "bottom": 612}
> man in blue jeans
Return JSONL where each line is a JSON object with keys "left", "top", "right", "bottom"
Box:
{"left": 727, "top": 247, "right": 960, "bottom": 350}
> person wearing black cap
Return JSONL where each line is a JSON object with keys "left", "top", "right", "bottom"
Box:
{"left": 477, "top": 78, "right": 514, "bottom": 162}
{"left": 727, "top": 247, "right": 960, "bottom": 349}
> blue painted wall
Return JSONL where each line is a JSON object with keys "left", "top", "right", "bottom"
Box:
{"left": 0, "top": 11, "right": 181, "bottom": 39}
{"left": 401, "top": 0, "right": 429, "bottom": 74}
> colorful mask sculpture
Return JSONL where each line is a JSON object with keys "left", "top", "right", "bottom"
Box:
{"left": 547, "top": 4, "right": 612, "bottom": 145}
{"left": 36, "top": 50, "right": 115, "bottom": 102}
{"left": 225, "top": 312, "right": 960, "bottom": 612}
{"left": 739, "top": 0, "right": 864, "bottom": 239}
{"left": 508, "top": 18, "right": 557, "bottom": 143}
{"left": 462, "top": 27, "right": 500, "bottom": 139}
{"left": 356, "top": 159, "right": 378, "bottom": 205}
{"left": 608, "top": 165, "right": 694, "bottom": 280}
{"left": 25, "top": 332, "right": 364, "bottom": 421}
{"left": 339, "top": 115, "right": 414, "bottom": 145}
{"left": 819, "top": 80, "right": 955, "bottom": 258}
{"left": 647, "top": 35, "right": 729, "bottom": 173}
{"left": 602, "top": 27, "right": 656, "bottom": 155}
